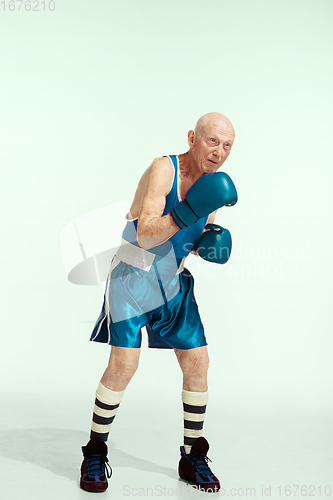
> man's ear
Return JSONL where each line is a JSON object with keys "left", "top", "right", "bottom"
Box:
{"left": 187, "top": 129, "right": 195, "bottom": 148}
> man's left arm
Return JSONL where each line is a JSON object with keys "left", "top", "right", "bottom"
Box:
{"left": 206, "top": 210, "right": 217, "bottom": 225}
{"left": 191, "top": 210, "right": 217, "bottom": 255}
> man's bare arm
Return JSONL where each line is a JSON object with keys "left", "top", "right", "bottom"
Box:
{"left": 136, "top": 158, "right": 180, "bottom": 250}
{"left": 191, "top": 210, "right": 217, "bottom": 255}
{"left": 206, "top": 210, "right": 217, "bottom": 225}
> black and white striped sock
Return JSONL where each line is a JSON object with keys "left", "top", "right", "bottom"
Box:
{"left": 90, "top": 382, "right": 125, "bottom": 442}
{"left": 182, "top": 389, "right": 208, "bottom": 454}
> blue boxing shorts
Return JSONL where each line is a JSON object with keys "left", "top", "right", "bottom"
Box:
{"left": 90, "top": 239, "right": 207, "bottom": 349}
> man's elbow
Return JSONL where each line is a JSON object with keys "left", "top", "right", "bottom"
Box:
{"left": 137, "top": 231, "right": 163, "bottom": 251}
{"left": 137, "top": 229, "right": 152, "bottom": 250}
{"left": 137, "top": 233, "right": 149, "bottom": 250}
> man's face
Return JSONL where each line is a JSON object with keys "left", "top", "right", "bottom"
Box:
{"left": 189, "top": 121, "right": 235, "bottom": 174}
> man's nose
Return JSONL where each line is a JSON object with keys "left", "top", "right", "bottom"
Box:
{"left": 213, "top": 144, "right": 223, "bottom": 156}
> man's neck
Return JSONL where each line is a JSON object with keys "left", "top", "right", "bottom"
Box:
{"left": 178, "top": 151, "right": 202, "bottom": 181}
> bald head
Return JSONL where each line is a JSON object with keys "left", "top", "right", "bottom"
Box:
{"left": 194, "top": 112, "right": 235, "bottom": 137}
{"left": 186, "top": 112, "right": 235, "bottom": 174}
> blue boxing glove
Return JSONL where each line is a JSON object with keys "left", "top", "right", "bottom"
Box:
{"left": 195, "top": 223, "right": 232, "bottom": 264}
{"left": 170, "top": 172, "right": 237, "bottom": 229}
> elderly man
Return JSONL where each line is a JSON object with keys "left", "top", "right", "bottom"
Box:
{"left": 80, "top": 112, "right": 237, "bottom": 493}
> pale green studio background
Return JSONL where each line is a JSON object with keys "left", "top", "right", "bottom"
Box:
{"left": 0, "top": 0, "right": 333, "bottom": 498}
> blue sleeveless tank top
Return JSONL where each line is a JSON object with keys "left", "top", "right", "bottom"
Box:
{"left": 122, "top": 155, "right": 209, "bottom": 263}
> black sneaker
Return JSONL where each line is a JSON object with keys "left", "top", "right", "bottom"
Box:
{"left": 178, "top": 437, "right": 220, "bottom": 493}
{"left": 80, "top": 438, "right": 112, "bottom": 492}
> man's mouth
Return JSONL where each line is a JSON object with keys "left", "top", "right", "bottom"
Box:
{"left": 208, "top": 159, "right": 218, "bottom": 164}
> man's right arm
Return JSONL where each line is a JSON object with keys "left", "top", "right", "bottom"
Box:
{"left": 136, "top": 157, "right": 180, "bottom": 250}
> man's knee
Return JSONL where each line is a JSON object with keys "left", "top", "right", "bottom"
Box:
{"left": 192, "top": 352, "right": 209, "bottom": 377}
{"left": 108, "top": 347, "right": 140, "bottom": 378}
{"left": 176, "top": 347, "right": 210, "bottom": 377}
{"left": 112, "top": 357, "right": 139, "bottom": 378}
